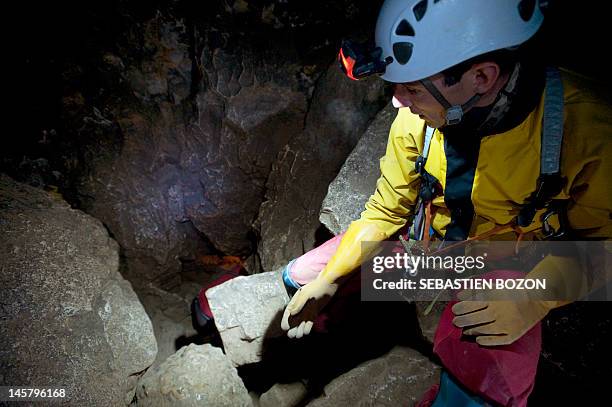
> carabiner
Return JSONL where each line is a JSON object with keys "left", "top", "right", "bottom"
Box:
{"left": 541, "top": 207, "right": 567, "bottom": 240}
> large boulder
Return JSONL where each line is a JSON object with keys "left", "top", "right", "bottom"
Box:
{"left": 0, "top": 175, "right": 157, "bottom": 406}
{"left": 260, "top": 382, "right": 307, "bottom": 407}
{"left": 65, "top": 14, "right": 307, "bottom": 284}
{"left": 136, "top": 283, "right": 198, "bottom": 369}
{"left": 135, "top": 344, "right": 252, "bottom": 407}
{"left": 306, "top": 346, "right": 440, "bottom": 406}
{"left": 206, "top": 270, "right": 289, "bottom": 366}
{"left": 256, "top": 63, "right": 387, "bottom": 272}
{"left": 319, "top": 103, "right": 395, "bottom": 234}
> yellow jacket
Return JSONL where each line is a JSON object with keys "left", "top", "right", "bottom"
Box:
{"left": 361, "top": 70, "right": 612, "bottom": 241}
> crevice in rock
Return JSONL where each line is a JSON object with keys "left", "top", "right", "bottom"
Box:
{"left": 236, "top": 301, "right": 431, "bottom": 397}
{"left": 313, "top": 223, "right": 335, "bottom": 248}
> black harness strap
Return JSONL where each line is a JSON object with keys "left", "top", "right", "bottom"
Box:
{"left": 517, "top": 67, "right": 567, "bottom": 229}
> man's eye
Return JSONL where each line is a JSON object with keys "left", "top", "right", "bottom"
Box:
{"left": 396, "top": 84, "right": 420, "bottom": 95}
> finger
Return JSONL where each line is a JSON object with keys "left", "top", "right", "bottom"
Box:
{"left": 287, "top": 327, "right": 298, "bottom": 339}
{"left": 476, "top": 334, "right": 511, "bottom": 347}
{"left": 280, "top": 306, "right": 292, "bottom": 331}
{"left": 457, "top": 289, "right": 474, "bottom": 301}
{"left": 303, "top": 321, "right": 314, "bottom": 336}
{"left": 295, "top": 321, "right": 306, "bottom": 339}
{"left": 287, "top": 289, "right": 307, "bottom": 315}
{"left": 453, "top": 308, "right": 495, "bottom": 328}
{"left": 452, "top": 300, "right": 488, "bottom": 316}
{"left": 463, "top": 323, "right": 505, "bottom": 336}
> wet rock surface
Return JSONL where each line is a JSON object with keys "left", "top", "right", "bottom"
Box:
{"left": 135, "top": 343, "right": 252, "bottom": 407}
{"left": 0, "top": 175, "right": 157, "bottom": 406}
{"left": 206, "top": 270, "right": 289, "bottom": 366}
{"left": 306, "top": 346, "right": 440, "bottom": 407}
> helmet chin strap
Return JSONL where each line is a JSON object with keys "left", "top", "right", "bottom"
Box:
{"left": 476, "top": 63, "right": 521, "bottom": 133}
{"left": 420, "top": 78, "right": 482, "bottom": 126}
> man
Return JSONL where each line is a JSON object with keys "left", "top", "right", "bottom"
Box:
{"left": 280, "top": 0, "right": 611, "bottom": 405}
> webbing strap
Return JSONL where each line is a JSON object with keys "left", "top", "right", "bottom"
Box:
{"left": 420, "top": 78, "right": 451, "bottom": 110}
{"left": 415, "top": 126, "right": 435, "bottom": 176}
{"left": 420, "top": 78, "right": 482, "bottom": 125}
{"left": 412, "top": 126, "right": 438, "bottom": 241}
{"left": 423, "top": 126, "right": 435, "bottom": 159}
{"left": 541, "top": 67, "right": 564, "bottom": 175}
{"left": 478, "top": 62, "right": 521, "bottom": 133}
{"left": 516, "top": 67, "right": 566, "bottom": 227}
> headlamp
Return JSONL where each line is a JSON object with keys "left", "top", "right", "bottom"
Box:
{"left": 338, "top": 40, "right": 393, "bottom": 80}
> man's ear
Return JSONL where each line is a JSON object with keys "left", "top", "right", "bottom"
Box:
{"left": 469, "top": 62, "right": 501, "bottom": 94}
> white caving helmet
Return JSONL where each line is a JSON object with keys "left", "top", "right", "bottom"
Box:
{"left": 375, "top": 0, "right": 544, "bottom": 83}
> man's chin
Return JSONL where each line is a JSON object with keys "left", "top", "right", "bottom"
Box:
{"left": 423, "top": 117, "right": 443, "bottom": 129}
{"left": 410, "top": 111, "right": 443, "bottom": 128}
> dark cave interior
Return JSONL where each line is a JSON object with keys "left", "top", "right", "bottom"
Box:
{"left": 3, "top": 1, "right": 612, "bottom": 405}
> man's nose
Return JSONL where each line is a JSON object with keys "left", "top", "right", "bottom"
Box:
{"left": 392, "top": 95, "right": 411, "bottom": 108}
{"left": 392, "top": 86, "right": 413, "bottom": 108}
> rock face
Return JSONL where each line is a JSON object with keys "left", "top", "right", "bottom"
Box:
{"left": 14, "top": 1, "right": 389, "bottom": 286}
{"left": 306, "top": 346, "right": 440, "bottom": 407}
{"left": 136, "top": 284, "right": 198, "bottom": 369}
{"left": 0, "top": 175, "right": 157, "bottom": 406}
{"left": 63, "top": 14, "right": 308, "bottom": 283}
{"left": 260, "top": 382, "right": 307, "bottom": 407}
{"left": 206, "top": 270, "right": 289, "bottom": 366}
{"left": 256, "top": 64, "right": 387, "bottom": 271}
{"left": 135, "top": 344, "right": 251, "bottom": 407}
{"left": 319, "top": 103, "right": 396, "bottom": 234}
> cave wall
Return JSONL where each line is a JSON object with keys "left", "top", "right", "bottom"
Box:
{"left": 11, "top": 0, "right": 387, "bottom": 285}
{"left": 61, "top": 12, "right": 314, "bottom": 283}
{"left": 256, "top": 62, "right": 385, "bottom": 271}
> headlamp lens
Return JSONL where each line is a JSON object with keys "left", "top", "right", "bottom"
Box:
{"left": 338, "top": 40, "right": 392, "bottom": 80}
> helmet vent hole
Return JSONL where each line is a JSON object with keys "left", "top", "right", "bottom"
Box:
{"left": 395, "top": 19, "right": 415, "bottom": 36}
{"left": 413, "top": 0, "right": 428, "bottom": 21}
{"left": 518, "top": 0, "right": 536, "bottom": 21}
{"left": 393, "top": 42, "right": 413, "bottom": 65}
